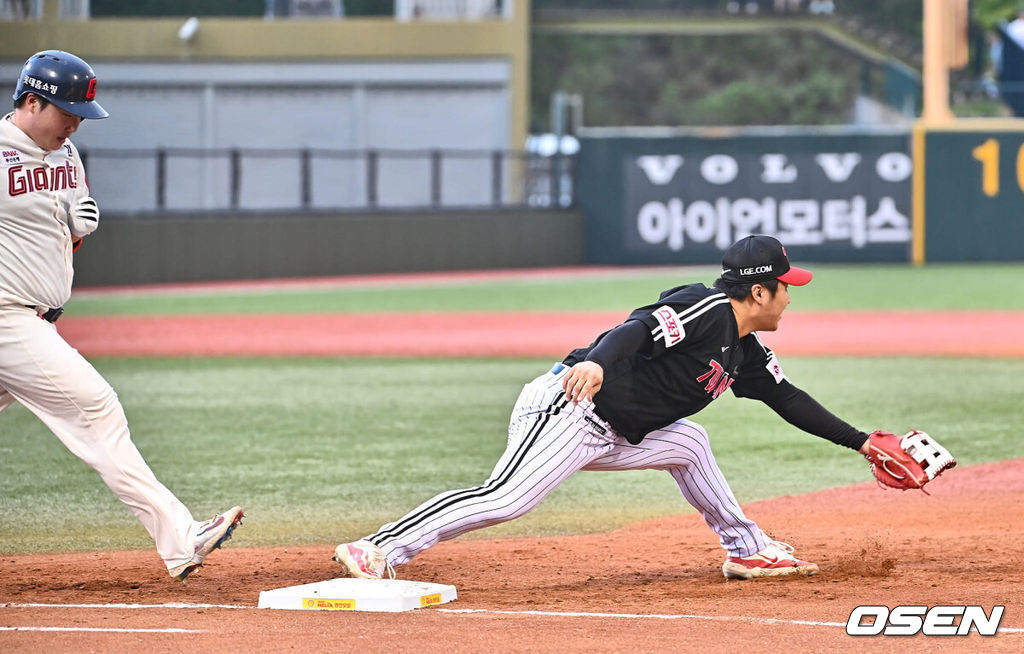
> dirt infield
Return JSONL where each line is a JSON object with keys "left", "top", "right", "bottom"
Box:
{"left": 54, "top": 310, "right": 1024, "bottom": 357}
{"left": 2, "top": 459, "right": 1022, "bottom": 651}
{"left": 3, "top": 299, "right": 1020, "bottom": 651}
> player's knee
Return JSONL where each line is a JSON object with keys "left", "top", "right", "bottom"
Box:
{"left": 681, "top": 422, "right": 712, "bottom": 450}
{"left": 664, "top": 421, "right": 711, "bottom": 448}
{"left": 486, "top": 499, "right": 538, "bottom": 523}
{"left": 689, "top": 422, "right": 710, "bottom": 439}
{"left": 91, "top": 394, "right": 124, "bottom": 420}
{"left": 77, "top": 386, "right": 130, "bottom": 432}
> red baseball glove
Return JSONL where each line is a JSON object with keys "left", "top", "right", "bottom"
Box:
{"left": 864, "top": 429, "right": 957, "bottom": 492}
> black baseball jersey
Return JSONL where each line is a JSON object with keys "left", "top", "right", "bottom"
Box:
{"left": 564, "top": 283, "right": 864, "bottom": 447}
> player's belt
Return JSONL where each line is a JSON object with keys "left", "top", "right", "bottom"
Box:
{"left": 26, "top": 305, "right": 64, "bottom": 323}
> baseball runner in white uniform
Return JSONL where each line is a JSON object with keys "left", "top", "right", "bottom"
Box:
{"left": 1, "top": 50, "right": 242, "bottom": 581}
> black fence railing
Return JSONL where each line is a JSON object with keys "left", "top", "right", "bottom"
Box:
{"left": 79, "top": 147, "right": 577, "bottom": 214}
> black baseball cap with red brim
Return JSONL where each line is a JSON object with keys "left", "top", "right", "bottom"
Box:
{"left": 719, "top": 235, "right": 813, "bottom": 286}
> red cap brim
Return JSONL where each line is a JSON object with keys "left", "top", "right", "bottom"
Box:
{"left": 777, "top": 266, "right": 813, "bottom": 286}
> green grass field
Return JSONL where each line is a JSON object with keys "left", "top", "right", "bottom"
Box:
{"left": 67, "top": 263, "right": 1024, "bottom": 314}
{"left": 2, "top": 263, "right": 1023, "bottom": 555}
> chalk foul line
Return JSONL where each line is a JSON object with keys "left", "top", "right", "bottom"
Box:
{"left": 0, "top": 626, "right": 200, "bottom": 634}
{"left": 2, "top": 601, "right": 248, "bottom": 610}
{"left": 3, "top": 603, "right": 1022, "bottom": 633}
{"left": 437, "top": 607, "right": 844, "bottom": 627}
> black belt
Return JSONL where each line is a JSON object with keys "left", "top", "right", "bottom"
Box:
{"left": 27, "top": 306, "right": 64, "bottom": 323}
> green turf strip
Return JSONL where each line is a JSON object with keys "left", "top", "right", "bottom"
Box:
{"left": 1, "top": 356, "right": 1019, "bottom": 554}
{"left": 65, "top": 263, "right": 1024, "bottom": 315}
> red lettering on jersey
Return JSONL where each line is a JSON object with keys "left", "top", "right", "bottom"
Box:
{"left": 696, "top": 360, "right": 734, "bottom": 399}
{"left": 7, "top": 162, "right": 78, "bottom": 197}
{"left": 8, "top": 165, "right": 27, "bottom": 195}
{"left": 51, "top": 164, "right": 68, "bottom": 190}
{"left": 66, "top": 160, "right": 77, "bottom": 188}
{"left": 32, "top": 167, "right": 49, "bottom": 191}
{"left": 714, "top": 376, "right": 734, "bottom": 398}
{"left": 696, "top": 360, "right": 725, "bottom": 391}
{"left": 86, "top": 78, "right": 97, "bottom": 100}
{"left": 657, "top": 308, "right": 679, "bottom": 338}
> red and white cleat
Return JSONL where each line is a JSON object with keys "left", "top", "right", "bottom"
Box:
{"left": 722, "top": 540, "right": 819, "bottom": 580}
{"left": 333, "top": 539, "right": 395, "bottom": 579}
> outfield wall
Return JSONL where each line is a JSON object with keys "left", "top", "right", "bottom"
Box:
{"left": 72, "top": 124, "right": 1024, "bottom": 287}
{"left": 576, "top": 124, "right": 1024, "bottom": 265}
{"left": 72, "top": 209, "right": 584, "bottom": 286}
{"left": 913, "top": 121, "right": 1024, "bottom": 263}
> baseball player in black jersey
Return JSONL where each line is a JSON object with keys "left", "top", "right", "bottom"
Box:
{"left": 334, "top": 235, "right": 880, "bottom": 580}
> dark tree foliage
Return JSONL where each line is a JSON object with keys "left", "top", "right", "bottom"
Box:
{"left": 91, "top": 0, "right": 264, "bottom": 16}
{"left": 90, "top": 0, "right": 393, "bottom": 17}
{"left": 531, "top": 32, "right": 860, "bottom": 129}
{"left": 532, "top": 0, "right": 922, "bottom": 35}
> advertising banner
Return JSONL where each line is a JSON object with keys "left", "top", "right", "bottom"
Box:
{"left": 577, "top": 130, "right": 913, "bottom": 264}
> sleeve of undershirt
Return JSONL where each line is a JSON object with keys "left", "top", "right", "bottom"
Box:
{"left": 740, "top": 376, "right": 868, "bottom": 451}
{"left": 583, "top": 319, "right": 649, "bottom": 370}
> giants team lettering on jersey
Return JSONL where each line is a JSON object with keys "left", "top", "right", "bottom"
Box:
{"left": 7, "top": 162, "right": 78, "bottom": 196}
{"left": 652, "top": 305, "right": 685, "bottom": 347}
{"left": 696, "top": 360, "right": 734, "bottom": 399}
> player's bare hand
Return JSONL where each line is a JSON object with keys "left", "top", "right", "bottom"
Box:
{"left": 562, "top": 361, "right": 604, "bottom": 405}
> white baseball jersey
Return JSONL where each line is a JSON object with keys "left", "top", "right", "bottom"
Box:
{"left": 0, "top": 112, "right": 85, "bottom": 310}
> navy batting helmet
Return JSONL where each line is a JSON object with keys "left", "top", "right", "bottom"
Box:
{"left": 13, "top": 50, "right": 108, "bottom": 119}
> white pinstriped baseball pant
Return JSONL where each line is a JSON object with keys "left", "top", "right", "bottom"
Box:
{"left": 368, "top": 363, "right": 770, "bottom": 566}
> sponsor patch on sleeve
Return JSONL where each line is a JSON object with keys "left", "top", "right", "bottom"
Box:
{"left": 652, "top": 305, "right": 685, "bottom": 347}
{"left": 765, "top": 352, "right": 787, "bottom": 383}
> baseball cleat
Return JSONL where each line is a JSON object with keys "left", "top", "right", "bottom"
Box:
{"left": 333, "top": 540, "right": 395, "bottom": 579}
{"left": 722, "top": 540, "right": 818, "bottom": 580}
{"left": 169, "top": 506, "right": 245, "bottom": 581}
